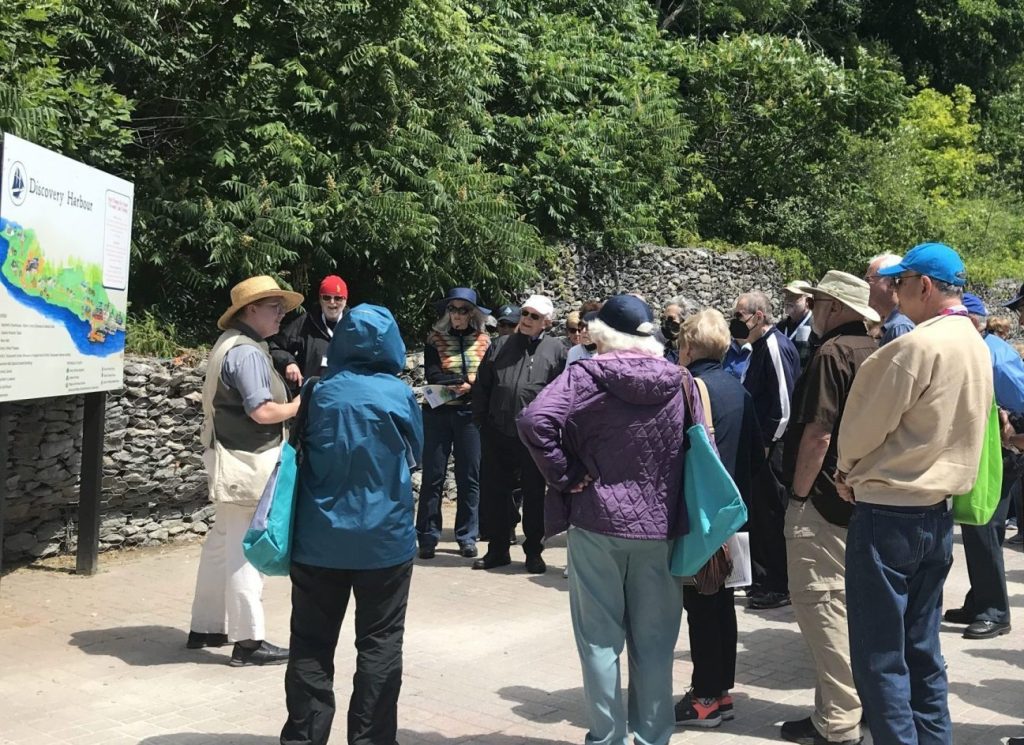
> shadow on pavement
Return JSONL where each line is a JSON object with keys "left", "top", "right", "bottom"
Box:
{"left": 69, "top": 625, "right": 229, "bottom": 666}
{"left": 139, "top": 736, "right": 276, "bottom": 745}
{"left": 498, "top": 684, "right": 588, "bottom": 729}
{"left": 399, "top": 731, "right": 577, "bottom": 745}
{"left": 949, "top": 677, "right": 1022, "bottom": 719}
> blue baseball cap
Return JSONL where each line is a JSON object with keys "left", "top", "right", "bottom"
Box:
{"left": 877, "top": 242, "right": 967, "bottom": 286}
{"left": 962, "top": 293, "right": 987, "bottom": 316}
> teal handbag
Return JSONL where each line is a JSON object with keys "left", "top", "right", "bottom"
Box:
{"left": 243, "top": 377, "right": 318, "bottom": 576}
{"left": 670, "top": 377, "right": 748, "bottom": 577}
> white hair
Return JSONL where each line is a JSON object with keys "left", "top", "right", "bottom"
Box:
{"left": 869, "top": 253, "right": 903, "bottom": 270}
{"left": 587, "top": 318, "right": 665, "bottom": 356}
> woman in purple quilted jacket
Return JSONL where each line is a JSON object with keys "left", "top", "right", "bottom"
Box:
{"left": 518, "top": 294, "right": 700, "bottom": 745}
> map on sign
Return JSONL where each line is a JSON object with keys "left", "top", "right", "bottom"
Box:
{"left": 0, "top": 218, "right": 126, "bottom": 354}
{"left": 0, "top": 133, "right": 134, "bottom": 402}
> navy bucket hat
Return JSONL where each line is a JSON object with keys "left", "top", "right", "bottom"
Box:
{"left": 441, "top": 287, "right": 490, "bottom": 316}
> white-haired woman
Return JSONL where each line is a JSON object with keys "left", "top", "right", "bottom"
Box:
{"left": 416, "top": 287, "right": 491, "bottom": 559}
{"left": 672, "top": 309, "right": 764, "bottom": 727}
{"left": 518, "top": 294, "right": 707, "bottom": 745}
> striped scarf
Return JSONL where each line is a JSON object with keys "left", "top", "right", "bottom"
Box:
{"left": 427, "top": 328, "right": 490, "bottom": 383}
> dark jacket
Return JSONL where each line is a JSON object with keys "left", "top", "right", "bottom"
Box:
{"left": 268, "top": 310, "right": 337, "bottom": 386}
{"left": 518, "top": 352, "right": 703, "bottom": 540}
{"left": 688, "top": 358, "right": 764, "bottom": 516}
{"left": 472, "top": 331, "right": 567, "bottom": 436}
{"left": 291, "top": 305, "right": 424, "bottom": 571}
{"left": 743, "top": 325, "right": 801, "bottom": 448}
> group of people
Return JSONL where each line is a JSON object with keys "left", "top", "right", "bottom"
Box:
{"left": 185, "top": 241, "right": 1024, "bottom": 745}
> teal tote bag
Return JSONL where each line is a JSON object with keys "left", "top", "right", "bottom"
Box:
{"left": 670, "top": 377, "right": 748, "bottom": 578}
{"left": 242, "top": 377, "right": 318, "bottom": 576}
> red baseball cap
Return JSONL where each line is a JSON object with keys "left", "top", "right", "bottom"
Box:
{"left": 319, "top": 275, "right": 348, "bottom": 298}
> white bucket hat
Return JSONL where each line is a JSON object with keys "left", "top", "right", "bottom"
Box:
{"left": 807, "top": 271, "right": 880, "bottom": 323}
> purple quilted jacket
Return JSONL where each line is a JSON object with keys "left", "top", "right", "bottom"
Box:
{"left": 517, "top": 350, "right": 704, "bottom": 540}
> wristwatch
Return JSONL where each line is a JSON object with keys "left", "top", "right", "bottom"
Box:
{"left": 788, "top": 486, "right": 809, "bottom": 502}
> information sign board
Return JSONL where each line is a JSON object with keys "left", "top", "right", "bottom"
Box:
{"left": 0, "top": 133, "right": 134, "bottom": 402}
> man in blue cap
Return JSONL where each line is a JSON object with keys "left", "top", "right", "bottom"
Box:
{"left": 942, "top": 293, "right": 1024, "bottom": 640}
{"left": 836, "top": 243, "right": 993, "bottom": 745}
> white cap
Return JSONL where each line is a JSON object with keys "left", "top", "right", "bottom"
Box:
{"left": 522, "top": 294, "right": 554, "bottom": 318}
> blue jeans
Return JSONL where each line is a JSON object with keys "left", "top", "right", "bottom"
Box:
{"left": 846, "top": 501, "right": 953, "bottom": 745}
{"left": 415, "top": 406, "right": 480, "bottom": 549}
{"left": 567, "top": 527, "right": 682, "bottom": 745}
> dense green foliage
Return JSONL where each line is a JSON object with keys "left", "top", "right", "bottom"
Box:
{"left": 2, "top": 0, "right": 1024, "bottom": 344}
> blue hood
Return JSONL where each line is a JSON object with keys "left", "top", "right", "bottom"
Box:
{"left": 326, "top": 304, "right": 406, "bottom": 376}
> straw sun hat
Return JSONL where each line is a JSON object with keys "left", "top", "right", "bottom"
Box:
{"left": 217, "top": 275, "right": 304, "bottom": 330}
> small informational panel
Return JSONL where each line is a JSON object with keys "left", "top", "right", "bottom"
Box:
{"left": 0, "top": 133, "right": 134, "bottom": 402}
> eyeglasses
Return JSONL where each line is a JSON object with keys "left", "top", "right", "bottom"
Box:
{"left": 497, "top": 320, "right": 517, "bottom": 328}
{"left": 321, "top": 294, "right": 346, "bottom": 303}
{"left": 447, "top": 304, "right": 472, "bottom": 315}
{"left": 259, "top": 301, "right": 287, "bottom": 316}
{"left": 567, "top": 325, "right": 585, "bottom": 334}
{"left": 521, "top": 309, "right": 543, "bottom": 321}
{"left": 863, "top": 274, "right": 883, "bottom": 285}
{"left": 732, "top": 311, "right": 753, "bottom": 321}
{"left": 893, "top": 273, "right": 923, "bottom": 289}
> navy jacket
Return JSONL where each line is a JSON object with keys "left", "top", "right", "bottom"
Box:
{"left": 742, "top": 325, "right": 800, "bottom": 448}
{"left": 292, "top": 304, "right": 424, "bottom": 570}
{"left": 689, "top": 358, "right": 765, "bottom": 514}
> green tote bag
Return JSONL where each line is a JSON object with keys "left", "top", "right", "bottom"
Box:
{"left": 952, "top": 399, "right": 1003, "bottom": 526}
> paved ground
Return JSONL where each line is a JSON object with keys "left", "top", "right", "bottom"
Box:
{"left": 1, "top": 520, "right": 1022, "bottom": 745}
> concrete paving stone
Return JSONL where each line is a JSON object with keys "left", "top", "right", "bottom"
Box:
{"left": 1, "top": 527, "right": 1023, "bottom": 744}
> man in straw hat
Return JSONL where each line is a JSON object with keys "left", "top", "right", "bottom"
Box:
{"left": 779, "top": 271, "right": 879, "bottom": 745}
{"left": 187, "top": 276, "right": 303, "bottom": 666}
{"left": 779, "top": 280, "right": 816, "bottom": 368}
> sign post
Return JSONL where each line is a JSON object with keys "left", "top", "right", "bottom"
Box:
{"left": 0, "top": 133, "right": 133, "bottom": 574}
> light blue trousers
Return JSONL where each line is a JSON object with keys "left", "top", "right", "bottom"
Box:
{"left": 568, "top": 527, "right": 683, "bottom": 745}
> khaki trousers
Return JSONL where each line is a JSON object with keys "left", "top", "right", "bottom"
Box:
{"left": 785, "top": 498, "right": 862, "bottom": 742}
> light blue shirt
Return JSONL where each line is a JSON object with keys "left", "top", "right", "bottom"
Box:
{"left": 985, "top": 333, "right": 1024, "bottom": 414}
{"left": 880, "top": 308, "right": 915, "bottom": 346}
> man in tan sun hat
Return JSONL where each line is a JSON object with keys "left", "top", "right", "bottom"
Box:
{"left": 188, "top": 276, "right": 303, "bottom": 667}
{"left": 779, "top": 279, "right": 816, "bottom": 368}
{"left": 778, "top": 271, "right": 879, "bottom": 745}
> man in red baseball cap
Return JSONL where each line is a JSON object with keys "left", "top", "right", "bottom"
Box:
{"left": 269, "top": 274, "right": 348, "bottom": 388}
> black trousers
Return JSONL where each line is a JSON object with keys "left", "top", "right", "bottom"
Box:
{"left": 959, "top": 478, "right": 1015, "bottom": 624}
{"left": 749, "top": 444, "right": 789, "bottom": 594}
{"left": 478, "top": 425, "right": 545, "bottom": 557}
{"left": 683, "top": 585, "right": 738, "bottom": 698}
{"left": 280, "top": 560, "right": 413, "bottom": 745}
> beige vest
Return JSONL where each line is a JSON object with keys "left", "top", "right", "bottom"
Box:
{"left": 201, "top": 327, "right": 289, "bottom": 506}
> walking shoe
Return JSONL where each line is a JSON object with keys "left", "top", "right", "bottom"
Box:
{"left": 186, "top": 631, "right": 229, "bottom": 649}
{"left": 717, "top": 691, "right": 734, "bottom": 721}
{"left": 943, "top": 606, "right": 973, "bottom": 624}
{"left": 418, "top": 546, "right": 436, "bottom": 560}
{"left": 459, "top": 544, "right": 478, "bottom": 558}
{"left": 963, "top": 620, "right": 1011, "bottom": 639}
{"left": 472, "top": 551, "right": 511, "bottom": 570}
{"left": 525, "top": 555, "right": 547, "bottom": 574}
{"left": 1009, "top": 531, "right": 1024, "bottom": 544}
{"left": 674, "top": 690, "right": 722, "bottom": 728}
{"left": 781, "top": 716, "right": 862, "bottom": 745}
{"left": 509, "top": 527, "right": 518, "bottom": 545}
{"left": 1007, "top": 737, "right": 1024, "bottom": 745}
{"left": 229, "top": 640, "right": 289, "bottom": 667}
{"left": 748, "top": 591, "right": 791, "bottom": 610}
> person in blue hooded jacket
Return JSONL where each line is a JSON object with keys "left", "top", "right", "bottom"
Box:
{"left": 280, "top": 304, "right": 424, "bottom": 745}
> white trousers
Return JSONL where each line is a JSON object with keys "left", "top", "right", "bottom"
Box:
{"left": 189, "top": 502, "right": 265, "bottom": 642}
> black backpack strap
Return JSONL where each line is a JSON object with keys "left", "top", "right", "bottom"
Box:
{"left": 288, "top": 376, "right": 320, "bottom": 449}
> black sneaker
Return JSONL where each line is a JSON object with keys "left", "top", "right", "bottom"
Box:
{"left": 782, "top": 716, "right": 862, "bottom": 745}
{"left": 674, "top": 690, "right": 722, "bottom": 728}
{"left": 459, "top": 544, "right": 479, "bottom": 558}
{"left": 718, "top": 691, "right": 734, "bottom": 721}
{"left": 229, "top": 641, "right": 289, "bottom": 667}
{"left": 748, "top": 591, "right": 791, "bottom": 610}
{"left": 943, "top": 606, "right": 973, "bottom": 624}
{"left": 186, "top": 631, "right": 229, "bottom": 649}
{"left": 418, "top": 545, "right": 436, "bottom": 560}
{"left": 472, "top": 552, "right": 512, "bottom": 570}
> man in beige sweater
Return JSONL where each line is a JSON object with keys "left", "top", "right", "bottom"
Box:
{"left": 836, "top": 243, "right": 992, "bottom": 745}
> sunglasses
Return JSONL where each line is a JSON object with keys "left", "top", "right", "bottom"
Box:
{"left": 566, "top": 325, "right": 586, "bottom": 333}
{"left": 447, "top": 305, "right": 473, "bottom": 315}
{"left": 321, "top": 294, "right": 346, "bottom": 303}
{"left": 893, "top": 273, "right": 923, "bottom": 289}
{"left": 497, "top": 320, "right": 517, "bottom": 328}
{"left": 521, "top": 309, "right": 543, "bottom": 321}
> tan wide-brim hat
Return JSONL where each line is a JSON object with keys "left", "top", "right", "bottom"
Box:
{"left": 784, "top": 280, "right": 813, "bottom": 297}
{"left": 217, "top": 275, "right": 304, "bottom": 330}
{"left": 807, "top": 270, "right": 881, "bottom": 324}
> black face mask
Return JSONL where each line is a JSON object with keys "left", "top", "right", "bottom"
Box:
{"left": 729, "top": 318, "right": 752, "bottom": 340}
{"left": 661, "top": 318, "right": 680, "bottom": 340}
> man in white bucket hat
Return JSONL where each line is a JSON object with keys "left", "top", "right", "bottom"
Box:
{"left": 779, "top": 270, "right": 879, "bottom": 745}
{"left": 188, "top": 276, "right": 303, "bottom": 666}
